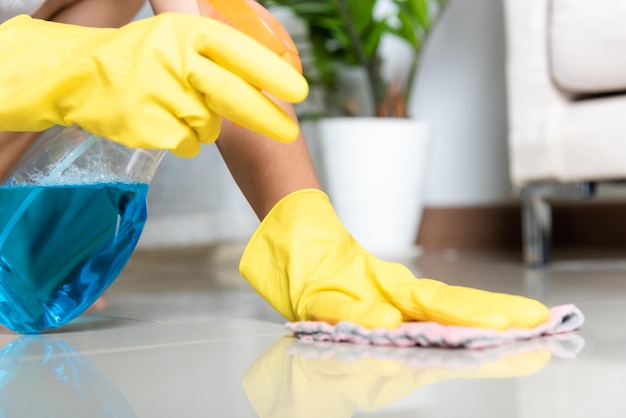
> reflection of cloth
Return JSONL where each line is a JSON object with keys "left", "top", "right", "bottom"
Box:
{"left": 286, "top": 304, "right": 584, "bottom": 349}
{"left": 286, "top": 332, "right": 585, "bottom": 366}
{"left": 0, "top": 0, "right": 46, "bottom": 23}
{"left": 243, "top": 334, "right": 583, "bottom": 418}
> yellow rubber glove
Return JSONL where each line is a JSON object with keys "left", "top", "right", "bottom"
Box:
{"left": 243, "top": 337, "right": 552, "bottom": 417}
{"left": 240, "top": 189, "right": 550, "bottom": 330}
{"left": 0, "top": 13, "right": 308, "bottom": 157}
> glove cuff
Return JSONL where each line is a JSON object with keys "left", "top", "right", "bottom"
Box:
{"left": 0, "top": 16, "right": 113, "bottom": 132}
{"left": 239, "top": 188, "right": 341, "bottom": 321}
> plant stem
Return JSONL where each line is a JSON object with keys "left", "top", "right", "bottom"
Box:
{"left": 332, "top": 0, "right": 386, "bottom": 114}
{"left": 404, "top": 50, "right": 420, "bottom": 109}
{"left": 404, "top": 0, "right": 451, "bottom": 107}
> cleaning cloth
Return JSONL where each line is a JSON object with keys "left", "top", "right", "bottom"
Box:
{"left": 286, "top": 304, "right": 584, "bottom": 350}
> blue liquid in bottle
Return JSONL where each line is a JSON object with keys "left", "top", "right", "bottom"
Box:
{"left": 0, "top": 182, "right": 149, "bottom": 333}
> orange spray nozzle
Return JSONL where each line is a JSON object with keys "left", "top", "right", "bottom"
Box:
{"left": 198, "top": 0, "right": 302, "bottom": 74}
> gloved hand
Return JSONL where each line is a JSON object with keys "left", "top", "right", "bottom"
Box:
{"left": 0, "top": 13, "right": 308, "bottom": 157}
{"left": 240, "top": 189, "right": 550, "bottom": 330}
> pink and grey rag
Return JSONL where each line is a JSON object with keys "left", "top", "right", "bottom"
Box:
{"left": 286, "top": 304, "right": 584, "bottom": 350}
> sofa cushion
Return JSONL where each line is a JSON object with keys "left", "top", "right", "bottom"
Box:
{"left": 550, "top": 0, "right": 626, "bottom": 95}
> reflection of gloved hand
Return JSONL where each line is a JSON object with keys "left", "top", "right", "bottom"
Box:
{"left": 243, "top": 337, "right": 552, "bottom": 417}
{"left": 0, "top": 13, "right": 308, "bottom": 157}
{"left": 240, "top": 189, "right": 550, "bottom": 330}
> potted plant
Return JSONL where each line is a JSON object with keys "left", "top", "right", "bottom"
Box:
{"left": 259, "top": 0, "right": 449, "bottom": 257}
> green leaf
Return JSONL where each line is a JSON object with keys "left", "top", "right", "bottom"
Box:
{"left": 308, "top": 16, "right": 344, "bottom": 30}
{"left": 396, "top": 10, "right": 419, "bottom": 48}
{"left": 362, "top": 19, "right": 388, "bottom": 58}
{"left": 308, "top": 33, "right": 336, "bottom": 87}
{"left": 291, "top": 2, "right": 336, "bottom": 16}
{"left": 408, "top": 0, "right": 431, "bottom": 29}
{"left": 346, "top": 0, "right": 377, "bottom": 34}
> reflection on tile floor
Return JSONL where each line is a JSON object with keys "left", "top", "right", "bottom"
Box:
{"left": 2, "top": 245, "right": 625, "bottom": 417}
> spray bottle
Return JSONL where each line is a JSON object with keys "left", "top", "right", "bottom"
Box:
{"left": 0, "top": 2, "right": 302, "bottom": 334}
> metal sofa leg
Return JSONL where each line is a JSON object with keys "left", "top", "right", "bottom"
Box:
{"left": 522, "top": 185, "right": 551, "bottom": 267}
{"left": 521, "top": 182, "right": 596, "bottom": 267}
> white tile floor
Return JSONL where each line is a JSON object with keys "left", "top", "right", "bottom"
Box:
{"left": 1, "top": 245, "right": 624, "bottom": 417}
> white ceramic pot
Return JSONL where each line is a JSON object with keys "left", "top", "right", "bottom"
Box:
{"left": 315, "top": 117, "right": 431, "bottom": 258}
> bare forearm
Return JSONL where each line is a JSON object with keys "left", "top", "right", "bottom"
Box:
{"left": 35, "top": 0, "right": 145, "bottom": 27}
{"left": 149, "top": 0, "right": 320, "bottom": 219}
{"left": 216, "top": 102, "right": 321, "bottom": 219}
{"left": 149, "top": 0, "right": 199, "bottom": 14}
{"left": 0, "top": 132, "right": 39, "bottom": 182}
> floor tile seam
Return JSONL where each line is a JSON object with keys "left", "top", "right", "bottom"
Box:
{"left": 93, "top": 313, "right": 283, "bottom": 330}
{"left": 75, "top": 333, "right": 290, "bottom": 357}
{"left": 3, "top": 333, "right": 291, "bottom": 362}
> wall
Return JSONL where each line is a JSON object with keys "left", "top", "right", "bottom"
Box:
{"left": 408, "top": 0, "right": 513, "bottom": 207}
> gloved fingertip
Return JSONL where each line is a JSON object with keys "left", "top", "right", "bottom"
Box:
{"left": 511, "top": 301, "right": 551, "bottom": 329}
{"left": 197, "top": 121, "right": 222, "bottom": 145}
{"left": 268, "top": 119, "right": 300, "bottom": 143}
{"left": 244, "top": 114, "right": 300, "bottom": 144}
{"left": 276, "top": 77, "right": 309, "bottom": 104}
{"left": 171, "top": 141, "right": 200, "bottom": 158}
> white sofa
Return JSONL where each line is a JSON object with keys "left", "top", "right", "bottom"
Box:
{"left": 504, "top": 0, "right": 626, "bottom": 265}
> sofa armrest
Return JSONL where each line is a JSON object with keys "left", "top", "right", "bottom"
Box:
{"left": 550, "top": 0, "right": 626, "bottom": 95}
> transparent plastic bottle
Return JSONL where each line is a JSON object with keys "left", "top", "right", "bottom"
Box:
{"left": 0, "top": 0, "right": 301, "bottom": 334}
{"left": 0, "top": 126, "right": 165, "bottom": 333}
